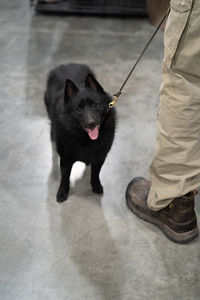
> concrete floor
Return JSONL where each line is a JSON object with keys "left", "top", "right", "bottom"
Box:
{"left": 0, "top": 1, "right": 200, "bottom": 300}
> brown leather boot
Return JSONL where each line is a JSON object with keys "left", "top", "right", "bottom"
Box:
{"left": 126, "top": 177, "right": 199, "bottom": 243}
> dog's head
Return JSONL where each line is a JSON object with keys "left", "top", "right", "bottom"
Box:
{"left": 63, "top": 74, "right": 111, "bottom": 140}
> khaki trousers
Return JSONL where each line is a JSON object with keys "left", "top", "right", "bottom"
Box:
{"left": 147, "top": 0, "right": 200, "bottom": 211}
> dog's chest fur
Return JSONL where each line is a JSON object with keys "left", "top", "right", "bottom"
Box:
{"left": 56, "top": 110, "right": 115, "bottom": 165}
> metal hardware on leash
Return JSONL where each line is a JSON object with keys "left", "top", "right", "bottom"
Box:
{"left": 109, "top": 94, "right": 120, "bottom": 109}
{"left": 108, "top": 7, "right": 170, "bottom": 109}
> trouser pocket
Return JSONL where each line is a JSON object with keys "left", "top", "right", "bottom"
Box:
{"left": 164, "top": 0, "right": 194, "bottom": 68}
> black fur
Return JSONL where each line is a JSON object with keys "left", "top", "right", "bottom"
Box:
{"left": 44, "top": 64, "right": 116, "bottom": 202}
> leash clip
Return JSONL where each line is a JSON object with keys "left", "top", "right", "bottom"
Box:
{"left": 108, "top": 91, "right": 121, "bottom": 109}
{"left": 109, "top": 95, "right": 118, "bottom": 109}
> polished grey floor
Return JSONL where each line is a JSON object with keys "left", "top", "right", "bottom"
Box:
{"left": 0, "top": 1, "right": 200, "bottom": 300}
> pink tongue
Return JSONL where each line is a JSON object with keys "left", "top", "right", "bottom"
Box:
{"left": 87, "top": 126, "right": 99, "bottom": 140}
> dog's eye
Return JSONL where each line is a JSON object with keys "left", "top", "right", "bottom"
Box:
{"left": 93, "top": 103, "right": 99, "bottom": 108}
{"left": 75, "top": 107, "right": 83, "bottom": 113}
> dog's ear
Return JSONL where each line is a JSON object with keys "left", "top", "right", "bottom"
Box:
{"left": 64, "top": 79, "right": 79, "bottom": 101}
{"left": 85, "top": 74, "right": 105, "bottom": 94}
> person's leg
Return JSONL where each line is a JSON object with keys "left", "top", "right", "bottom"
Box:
{"left": 148, "top": 0, "right": 200, "bottom": 211}
{"left": 126, "top": 0, "right": 200, "bottom": 243}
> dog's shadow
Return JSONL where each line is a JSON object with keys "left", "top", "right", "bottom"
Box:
{"left": 46, "top": 162, "right": 125, "bottom": 300}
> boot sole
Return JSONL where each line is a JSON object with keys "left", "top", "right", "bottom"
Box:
{"left": 126, "top": 193, "right": 199, "bottom": 244}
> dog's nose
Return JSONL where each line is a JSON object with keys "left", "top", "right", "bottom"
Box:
{"left": 87, "top": 121, "right": 96, "bottom": 129}
{"left": 85, "top": 113, "right": 96, "bottom": 129}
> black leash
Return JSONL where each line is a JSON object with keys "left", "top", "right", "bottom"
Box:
{"left": 109, "top": 7, "right": 170, "bottom": 109}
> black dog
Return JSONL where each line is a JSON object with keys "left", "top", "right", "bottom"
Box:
{"left": 44, "top": 64, "right": 116, "bottom": 202}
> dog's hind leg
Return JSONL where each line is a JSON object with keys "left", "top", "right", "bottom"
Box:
{"left": 49, "top": 123, "right": 59, "bottom": 179}
{"left": 51, "top": 141, "right": 60, "bottom": 179}
{"left": 50, "top": 124, "right": 59, "bottom": 179}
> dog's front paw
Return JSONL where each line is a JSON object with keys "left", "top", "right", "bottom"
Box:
{"left": 91, "top": 182, "right": 104, "bottom": 195}
{"left": 56, "top": 187, "right": 69, "bottom": 203}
